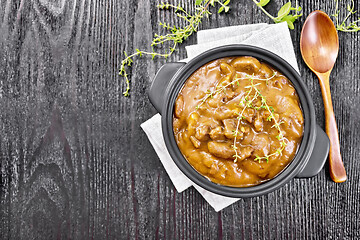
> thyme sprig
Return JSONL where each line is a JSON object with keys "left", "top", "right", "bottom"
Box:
{"left": 196, "top": 73, "right": 276, "bottom": 109}
{"left": 232, "top": 82, "right": 259, "bottom": 162}
{"left": 119, "top": 0, "right": 231, "bottom": 96}
{"left": 196, "top": 73, "right": 287, "bottom": 163}
{"left": 332, "top": 0, "right": 360, "bottom": 32}
{"left": 252, "top": 0, "right": 302, "bottom": 29}
{"left": 248, "top": 77, "right": 287, "bottom": 163}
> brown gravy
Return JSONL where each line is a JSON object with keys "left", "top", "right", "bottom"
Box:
{"left": 173, "top": 56, "right": 304, "bottom": 187}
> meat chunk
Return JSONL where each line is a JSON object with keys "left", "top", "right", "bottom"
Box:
{"left": 241, "top": 128, "right": 255, "bottom": 145}
{"left": 240, "top": 125, "right": 250, "bottom": 134}
{"left": 271, "top": 77, "right": 287, "bottom": 89}
{"left": 220, "top": 62, "right": 235, "bottom": 77}
{"left": 195, "top": 124, "right": 210, "bottom": 141}
{"left": 243, "top": 108, "right": 255, "bottom": 123}
{"left": 209, "top": 126, "right": 226, "bottom": 140}
{"left": 209, "top": 162, "right": 219, "bottom": 175}
{"left": 201, "top": 152, "right": 216, "bottom": 168}
{"left": 241, "top": 160, "right": 269, "bottom": 178}
{"left": 251, "top": 133, "right": 271, "bottom": 157}
{"left": 206, "top": 88, "right": 235, "bottom": 107}
{"left": 214, "top": 106, "right": 239, "bottom": 120}
{"left": 186, "top": 112, "right": 199, "bottom": 135}
{"left": 208, "top": 92, "right": 225, "bottom": 108}
{"left": 208, "top": 141, "right": 234, "bottom": 159}
{"left": 218, "top": 74, "right": 232, "bottom": 87}
{"left": 275, "top": 96, "right": 303, "bottom": 124}
{"left": 262, "top": 110, "right": 280, "bottom": 122}
{"left": 259, "top": 63, "right": 274, "bottom": 78}
{"left": 262, "top": 110, "right": 271, "bottom": 121}
{"left": 253, "top": 111, "right": 263, "bottom": 132}
{"left": 223, "top": 119, "right": 242, "bottom": 139}
{"left": 224, "top": 88, "right": 236, "bottom": 100}
{"left": 234, "top": 146, "right": 254, "bottom": 162}
{"left": 282, "top": 117, "right": 303, "bottom": 139}
{"left": 190, "top": 136, "right": 201, "bottom": 148}
{"left": 231, "top": 56, "right": 261, "bottom": 74}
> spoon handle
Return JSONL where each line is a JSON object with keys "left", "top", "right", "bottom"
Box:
{"left": 317, "top": 72, "right": 347, "bottom": 183}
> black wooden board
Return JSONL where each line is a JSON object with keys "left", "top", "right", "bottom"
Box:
{"left": 0, "top": 0, "right": 359, "bottom": 239}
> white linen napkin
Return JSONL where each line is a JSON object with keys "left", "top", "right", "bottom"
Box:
{"left": 141, "top": 22, "right": 299, "bottom": 212}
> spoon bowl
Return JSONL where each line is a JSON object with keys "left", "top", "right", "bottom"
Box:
{"left": 300, "top": 10, "right": 347, "bottom": 183}
{"left": 300, "top": 11, "right": 339, "bottom": 73}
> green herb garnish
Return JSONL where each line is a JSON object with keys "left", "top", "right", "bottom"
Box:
{"left": 119, "top": 0, "right": 231, "bottom": 96}
{"left": 332, "top": 0, "right": 360, "bottom": 32}
{"left": 197, "top": 73, "right": 287, "bottom": 163}
{"left": 252, "top": 0, "right": 302, "bottom": 29}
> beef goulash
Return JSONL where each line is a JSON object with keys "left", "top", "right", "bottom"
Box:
{"left": 173, "top": 56, "right": 304, "bottom": 187}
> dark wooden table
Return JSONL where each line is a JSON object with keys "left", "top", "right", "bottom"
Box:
{"left": 1, "top": 0, "right": 359, "bottom": 239}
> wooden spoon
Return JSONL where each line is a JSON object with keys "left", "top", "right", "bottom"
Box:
{"left": 300, "top": 10, "right": 346, "bottom": 182}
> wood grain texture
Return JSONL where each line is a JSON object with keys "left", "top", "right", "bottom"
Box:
{"left": 0, "top": 0, "right": 359, "bottom": 239}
